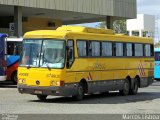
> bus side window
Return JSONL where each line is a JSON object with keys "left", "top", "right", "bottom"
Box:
{"left": 66, "top": 40, "right": 74, "bottom": 69}
{"left": 126, "top": 43, "right": 132, "bottom": 56}
{"left": 115, "top": 42, "right": 123, "bottom": 56}
{"left": 7, "top": 42, "right": 14, "bottom": 55}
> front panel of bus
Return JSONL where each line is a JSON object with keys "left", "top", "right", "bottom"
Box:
{"left": 17, "top": 39, "right": 73, "bottom": 96}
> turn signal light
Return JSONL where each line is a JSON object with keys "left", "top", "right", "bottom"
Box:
{"left": 18, "top": 79, "right": 26, "bottom": 84}
{"left": 50, "top": 80, "right": 65, "bottom": 86}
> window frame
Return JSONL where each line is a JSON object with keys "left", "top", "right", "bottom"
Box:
{"left": 76, "top": 39, "right": 153, "bottom": 58}
{"left": 66, "top": 39, "right": 75, "bottom": 69}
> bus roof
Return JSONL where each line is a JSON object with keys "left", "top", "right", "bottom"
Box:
{"left": 24, "top": 26, "right": 114, "bottom": 38}
{"left": 23, "top": 26, "right": 153, "bottom": 44}
{"left": 56, "top": 26, "right": 114, "bottom": 34}
{"left": 0, "top": 33, "right": 7, "bottom": 38}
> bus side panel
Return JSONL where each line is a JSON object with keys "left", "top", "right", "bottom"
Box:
{"left": 154, "top": 61, "right": 160, "bottom": 80}
{"left": 0, "top": 37, "right": 6, "bottom": 81}
{"left": 6, "top": 55, "right": 20, "bottom": 80}
{"left": 68, "top": 56, "right": 153, "bottom": 94}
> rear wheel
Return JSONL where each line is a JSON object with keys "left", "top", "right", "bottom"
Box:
{"left": 129, "top": 78, "right": 139, "bottom": 95}
{"left": 37, "top": 95, "right": 47, "bottom": 101}
{"left": 73, "top": 82, "right": 84, "bottom": 101}
{"left": 119, "top": 79, "right": 130, "bottom": 96}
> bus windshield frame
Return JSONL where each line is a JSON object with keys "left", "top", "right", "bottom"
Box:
{"left": 19, "top": 39, "right": 66, "bottom": 69}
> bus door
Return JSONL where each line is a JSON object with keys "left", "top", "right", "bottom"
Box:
{"left": 66, "top": 40, "right": 75, "bottom": 83}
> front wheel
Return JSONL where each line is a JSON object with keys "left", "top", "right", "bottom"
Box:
{"left": 72, "top": 83, "right": 84, "bottom": 101}
{"left": 37, "top": 95, "right": 47, "bottom": 101}
{"left": 119, "top": 79, "right": 130, "bottom": 96}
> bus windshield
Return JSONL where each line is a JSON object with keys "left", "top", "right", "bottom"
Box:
{"left": 19, "top": 39, "right": 65, "bottom": 69}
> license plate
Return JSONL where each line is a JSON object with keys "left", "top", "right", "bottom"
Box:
{"left": 34, "top": 90, "right": 42, "bottom": 94}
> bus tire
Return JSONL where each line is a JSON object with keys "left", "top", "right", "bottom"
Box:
{"left": 129, "top": 78, "right": 139, "bottom": 95}
{"left": 37, "top": 95, "right": 47, "bottom": 101}
{"left": 11, "top": 71, "right": 17, "bottom": 84}
{"left": 73, "top": 82, "right": 84, "bottom": 101}
{"left": 119, "top": 79, "right": 130, "bottom": 96}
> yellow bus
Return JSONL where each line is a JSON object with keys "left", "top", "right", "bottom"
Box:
{"left": 18, "top": 26, "right": 154, "bottom": 101}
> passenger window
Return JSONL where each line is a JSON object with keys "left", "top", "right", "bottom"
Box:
{"left": 144, "top": 44, "right": 151, "bottom": 56}
{"left": 102, "top": 42, "right": 112, "bottom": 56}
{"left": 116, "top": 43, "right": 123, "bottom": 56}
{"left": 77, "top": 41, "right": 87, "bottom": 57}
{"left": 135, "top": 44, "right": 143, "bottom": 56}
{"left": 91, "top": 41, "right": 100, "bottom": 56}
{"left": 126, "top": 43, "right": 132, "bottom": 56}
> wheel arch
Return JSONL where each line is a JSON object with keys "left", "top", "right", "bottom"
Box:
{"left": 80, "top": 78, "right": 88, "bottom": 93}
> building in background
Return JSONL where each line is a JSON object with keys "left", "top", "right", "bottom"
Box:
{"left": 127, "top": 14, "right": 155, "bottom": 38}
{"left": 0, "top": 0, "right": 137, "bottom": 37}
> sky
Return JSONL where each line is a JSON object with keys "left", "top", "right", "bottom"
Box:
{"left": 137, "top": 0, "right": 160, "bottom": 42}
{"left": 137, "top": 0, "right": 160, "bottom": 15}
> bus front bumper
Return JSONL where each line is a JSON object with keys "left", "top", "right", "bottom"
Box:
{"left": 18, "top": 84, "right": 78, "bottom": 97}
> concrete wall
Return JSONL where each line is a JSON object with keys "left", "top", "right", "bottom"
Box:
{"left": 22, "top": 17, "right": 62, "bottom": 33}
{"left": 0, "top": 0, "right": 136, "bottom": 18}
{"left": 0, "top": 17, "right": 62, "bottom": 36}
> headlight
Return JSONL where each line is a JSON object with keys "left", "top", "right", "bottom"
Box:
{"left": 18, "top": 79, "right": 26, "bottom": 84}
